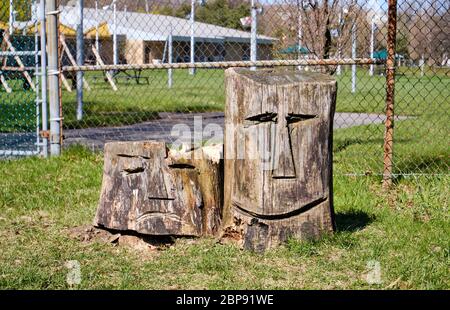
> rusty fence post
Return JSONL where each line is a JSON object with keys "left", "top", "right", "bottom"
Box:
{"left": 383, "top": 0, "right": 398, "bottom": 188}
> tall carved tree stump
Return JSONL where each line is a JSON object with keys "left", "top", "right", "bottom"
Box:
{"left": 94, "top": 141, "right": 223, "bottom": 237}
{"left": 224, "top": 68, "right": 337, "bottom": 252}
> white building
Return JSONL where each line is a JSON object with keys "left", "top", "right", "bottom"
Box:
{"left": 60, "top": 5, "right": 275, "bottom": 64}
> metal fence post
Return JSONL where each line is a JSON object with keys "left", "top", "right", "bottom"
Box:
{"left": 250, "top": 0, "right": 257, "bottom": 70}
{"left": 95, "top": 0, "right": 99, "bottom": 54}
{"left": 76, "top": 0, "right": 84, "bottom": 121}
{"left": 9, "top": 0, "right": 14, "bottom": 35}
{"left": 113, "top": 0, "right": 118, "bottom": 67}
{"left": 370, "top": 18, "right": 375, "bottom": 76}
{"left": 351, "top": 22, "right": 357, "bottom": 93}
{"left": 383, "top": 0, "right": 398, "bottom": 188}
{"left": 168, "top": 24, "right": 173, "bottom": 88}
{"left": 39, "top": 0, "right": 48, "bottom": 158}
{"left": 336, "top": 10, "right": 342, "bottom": 76}
{"left": 47, "top": 0, "right": 61, "bottom": 156}
{"left": 189, "top": 0, "right": 196, "bottom": 75}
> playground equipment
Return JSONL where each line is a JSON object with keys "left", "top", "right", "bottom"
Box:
{"left": 60, "top": 33, "right": 91, "bottom": 91}
{"left": 0, "top": 1, "right": 47, "bottom": 158}
{"left": 1, "top": 20, "right": 79, "bottom": 93}
{"left": 91, "top": 44, "right": 117, "bottom": 91}
{"left": 0, "top": 29, "right": 36, "bottom": 92}
{"left": 84, "top": 21, "right": 118, "bottom": 91}
{"left": 1, "top": 19, "right": 119, "bottom": 94}
{"left": 27, "top": 21, "right": 78, "bottom": 92}
{"left": 0, "top": 22, "right": 12, "bottom": 93}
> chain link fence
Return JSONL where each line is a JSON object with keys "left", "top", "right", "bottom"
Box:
{"left": 1, "top": 0, "right": 448, "bottom": 180}
{"left": 0, "top": 1, "right": 44, "bottom": 157}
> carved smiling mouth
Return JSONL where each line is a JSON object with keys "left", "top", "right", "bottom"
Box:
{"left": 232, "top": 197, "right": 327, "bottom": 220}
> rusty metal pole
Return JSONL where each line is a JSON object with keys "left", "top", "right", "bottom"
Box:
{"left": 383, "top": 0, "right": 398, "bottom": 188}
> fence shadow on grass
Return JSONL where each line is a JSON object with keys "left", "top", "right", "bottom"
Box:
{"left": 334, "top": 137, "right": 413, "bottom": 153}
{"left": 393, "top": 155, "right": 449, "bottom": 181}
{"left": 334, "top": 210, "right": 375, "bottom": 232}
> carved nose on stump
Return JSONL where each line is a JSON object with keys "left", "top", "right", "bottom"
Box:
{"left": 271, "top": 123, "right": 296, "bottom": 179}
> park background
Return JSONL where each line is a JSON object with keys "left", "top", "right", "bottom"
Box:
{"left": 0, "top": 0, "right": 448, "bottom": 289}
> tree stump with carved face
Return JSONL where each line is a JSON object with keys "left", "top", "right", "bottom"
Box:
{"left": 223, "top": 68, "right": 337, "bottom": 252}
{"left": 94, "top": 141, "right": 223, "bottom": 237}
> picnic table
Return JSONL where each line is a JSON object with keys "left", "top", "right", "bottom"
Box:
{"left": 91, "top": 69, "right": 149, "bottom": 85}
{"left": 112, "top": 69, "right": 150, "bottom": 85}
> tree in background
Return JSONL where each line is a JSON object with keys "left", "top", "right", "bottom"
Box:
{"left": 0, "top": 0, "right": 8, "bottom": 23}
{"left": 52, "top": 0, "right": 450, "bottom": 66}
{"left": 405, "top": 1, "right": 449, "bottom": 65}
{"left": 158, "top": 0, "right": 250, "bottom": 30}
{"left": 263, "top": 1, "right": 358, "bottom": 61}
{"left": 0, "top": 0, "right": 32, "bottom": 23}
{"left": 195, "top": 0, "right": 249, "bottom": 30}
{"left": 60, "top": 0, "right": 249, "bottom": 30}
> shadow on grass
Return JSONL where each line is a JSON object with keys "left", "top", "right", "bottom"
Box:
{"left": 335, "top": 210, "right": 375, "bottom": 232}
{"left": 392, "top": 155, "right": 449, "bottom": 184}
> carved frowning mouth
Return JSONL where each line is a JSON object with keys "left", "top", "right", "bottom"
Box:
{"left": 136, "top": 211, "right": 181, "bottom": 223}
{"left": 117, "top": 154, "right": 150, "bottom": 159}
{"left": 168, "top": 163, "right": 196, "bottom": 169}
{"left": 148, "top": 197, "right": 175, "bottom": 201}
{"left": 271, "top": 175, "right": 297, "bottom": 179}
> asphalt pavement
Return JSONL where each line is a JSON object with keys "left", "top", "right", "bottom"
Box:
{"left": 61, "top": 112, "right": 409, "bottom": 151}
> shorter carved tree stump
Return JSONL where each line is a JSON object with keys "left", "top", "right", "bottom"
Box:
{"left": 94, "top": 141, "right": 223, "bottom": 237}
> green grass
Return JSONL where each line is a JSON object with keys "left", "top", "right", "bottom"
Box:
{"left": 62, "top": 69, "right": 226, "bottom": 128}
{"left": 334, "top": 114, "right": 449, "bottom": 175}
{"left": 0, "top": 112, "right": 448, "bottom": 289}
{"left": 1, "top": 66, "right": 449, "bottom": 130}
{"left": 1, "top": 65, "right": 448, "bottom": 289}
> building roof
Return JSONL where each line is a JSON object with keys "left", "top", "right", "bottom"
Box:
{"left": 59, "top": 5, "right": 275, "bottom": 44}
{"left": 0, "top": 20, "right": 76, "bottom": 37}
{"left": 0, "top": 21, "right": 8, "bottom": 31}
{"left": 84, "top": 22, "right": 111, "bottom": 39}
{"left": 27, "top": 23, "right": 77, "bottom": 37}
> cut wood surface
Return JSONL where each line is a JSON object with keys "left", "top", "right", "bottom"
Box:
{"left": 223, "top": 68, "right": 337, "bottom": 251}
{"left": 94, "top": 141, "right": 223, "bottom": 237}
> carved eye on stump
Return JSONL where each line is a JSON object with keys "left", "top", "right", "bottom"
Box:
{"left": 95, "top": 141, "right": 223, "bottom": 237}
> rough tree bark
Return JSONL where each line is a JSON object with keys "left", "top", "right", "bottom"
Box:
{"left": 94, "top": 141, "right": 223, "bottom": 237}
{"left": 223, "top": 68, "right": 337, "bottom": 252}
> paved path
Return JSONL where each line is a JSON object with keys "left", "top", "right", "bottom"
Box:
{"left": 0, "top": 132, "right": 40, "bottom": 156}
{"left": 62, "top": 112, "right": 409, "bottom": 151}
